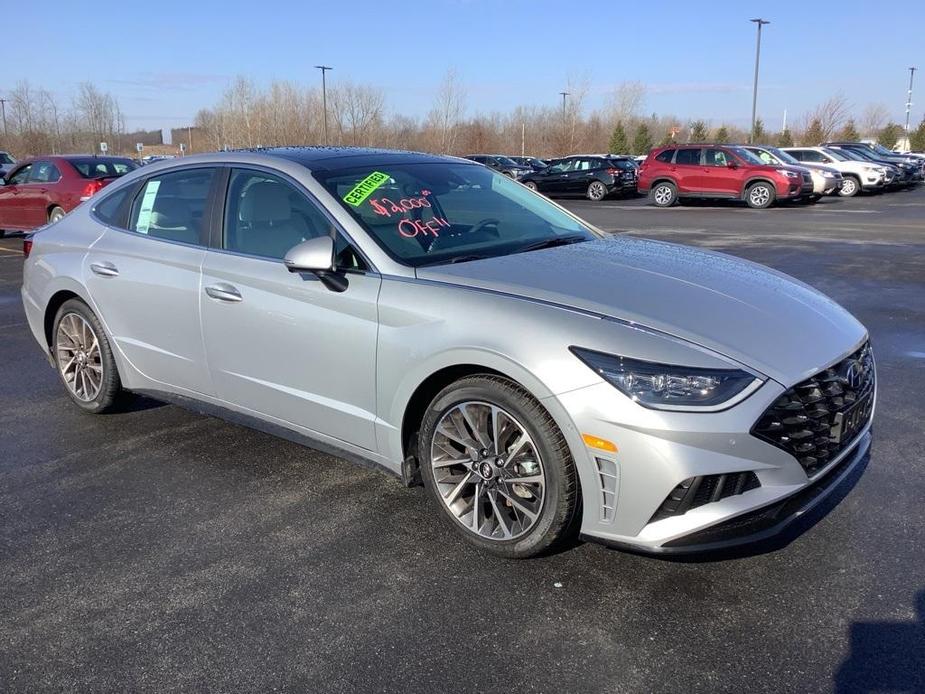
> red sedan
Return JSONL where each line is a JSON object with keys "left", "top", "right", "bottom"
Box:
{"left": 0, "top": 155, "right": 137, "bottom": 236}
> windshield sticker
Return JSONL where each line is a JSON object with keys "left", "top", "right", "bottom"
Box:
{"left": 135, "top": 180, "right": 161, "bottom": 233}
{"left": 370, "top": 196, "right": 431, "bottom": 217}
{"left": 343, "top": 171, "right": 390, "bottom": 206}
{"left": 398, "top": 216, "right": 449, "bottom": 238}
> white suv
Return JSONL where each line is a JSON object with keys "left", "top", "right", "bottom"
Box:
{"left": 782, "top": 147, "right": 885, "bottom": 197}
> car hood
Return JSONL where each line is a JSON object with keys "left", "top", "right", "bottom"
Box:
{"left": 417, "top": 237, "right": 866, "bottom": 385}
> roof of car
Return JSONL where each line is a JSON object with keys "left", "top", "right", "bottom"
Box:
{"left": 245, "top": 146, "right": 464, "bottom": 171}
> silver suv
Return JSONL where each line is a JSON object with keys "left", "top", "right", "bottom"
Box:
{"left": 21, "top": 148, "right": 875, "bottom": 557}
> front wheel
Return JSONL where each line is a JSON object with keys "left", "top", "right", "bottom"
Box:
{"left": 523, "top": 181, "right": 539, "bottom": 192}
{"left": 586, "top": 180, "right": 607, "bottom": 201}
{"left": 52, "top": 299, "right": 126, "bottom": 413}
{"left": 745, "top": 182, "right": 775, "bottom": 209}
{"left": 419, "top": 375, "right": 580, "bottom": 558}
{"left": 839, "top": 176, "right": 860, "bottom": 197}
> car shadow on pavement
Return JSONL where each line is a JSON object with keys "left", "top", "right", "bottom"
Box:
{"left": 834, "top": 590, "right": 925, "bottom": 693}
{"left": 641, "top": 448, "right": 871, "bottom": 563}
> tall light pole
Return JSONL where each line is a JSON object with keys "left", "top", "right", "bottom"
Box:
{"left": 749, "top": 18, "right": 770, "bottom": 143}
{"left": 559, "top": 91, "right": 569, "bottom": 115}
{"left": 314, "top": 65, "right": 333, "bottom": 145}
{"left": 904, "top": 66, "right": 917, "bottom": 144}
{"left": 0, "top": 97, "right": 7, "bottom": 137}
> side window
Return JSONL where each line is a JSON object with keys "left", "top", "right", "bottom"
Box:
{"left": 558, "top": 158, "right": 579, "bottom": 172}
{"left": 30, "top": 162, "right": 61, "bottom": 183}
{"left": 786, "top": 150, "right": 804, "bottom": 161}
{"left": 8, "top": 164, "right": 33, "bottom": 184}
{"left": 129, "top": 168, "right": 216, "bottom": 245}
{"left": 93, "top": 186, "right": 134, "bottom": 226}
{"left": 224, "top": 169, "right": 333, "bottom": 260}
{"left": 704, "top": 149, "right": 731, "bottom": 167}
{"left": 654, "top": 150, "right": 674, "bottom": 163}
{"left": 674, "top": 149, "right": 702, "bottom": 166}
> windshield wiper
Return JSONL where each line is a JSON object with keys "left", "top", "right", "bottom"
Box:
{"left": 419, "top": 253, "right": 493, "bottom": 267}
{"left": 515, "top": 235, "right": 589, "bottom": 254}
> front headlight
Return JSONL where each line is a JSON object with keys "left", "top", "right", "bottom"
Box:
{"left": 570, "top": 348, "right": 763, "bottom": 411}
{"left": 822, "top": 171, "right": 835, "bottom": 178}
{"left": 783, "top": 170, "right": 799, "bottom": 178}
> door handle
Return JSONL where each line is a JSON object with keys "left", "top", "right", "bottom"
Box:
{"left": 90, "top": 261, "right": 119, "bottom": 277}
{"left": 205, "top": 283, "right": 243, "bottom": 303}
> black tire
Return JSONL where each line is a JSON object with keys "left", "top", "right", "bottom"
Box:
{"left": 649, "top": 181, "right": 678, "bottom": 207}
{"left": 745, "top": 181, "right": 776, "bottom": 209}
{"left": 48, "top": 206, "right": 66, "bottom": 224}
{"left": 0, "top": 230, "right": 6, "bottom": 239}
{"left": 523, "top": 181, "right": 539, "bottom": 192}
{"left": 52, "top": 298, "right": 125, "bottom": 413}
{"left": 586, "top": 180, "right": 608, "bottom": 201}
{"left": 418, "top": 375, "right": 580, "bottom": 558}
{"left": 839, "top": 176, "right": 860, "bottom": 197}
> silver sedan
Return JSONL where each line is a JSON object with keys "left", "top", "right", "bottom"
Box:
{"left": 21, "top": 147, "right": 875, "bottom": 557}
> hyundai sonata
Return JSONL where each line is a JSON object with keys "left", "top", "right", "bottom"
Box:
{"left": 21, "top": 147, "right": 875, "bottom": 558}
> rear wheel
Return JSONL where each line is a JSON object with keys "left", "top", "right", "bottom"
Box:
{"left": 523, "top": 181, "right": 539, "bottom": 192}
{"left": 48, "top": 206, "right": 66, "bottom": 224}
{"left": 650, "top": 181, "right": 677, "bottom": 207}
{"left": 839, "top": 176, "right": 860, "bottom": 197}
{"left": 745, "top": 182, "right": 775, "bottom": 209}
{"left": 586, "top": 180, "right": 607, "bottom": 201}
{"left": 52, "top": 299, "right": 125, "bottom": 413}
{"left": 419, "top": 375, "right": 580, "bottom": 558}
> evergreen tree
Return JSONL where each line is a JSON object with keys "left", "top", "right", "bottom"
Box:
{"left": 777, "top": 128, "right": 794, "bottom": 147}
{"left": 714, "top": 126, "right": 730, "bottom": 143}
{"left": 909, "top": 118, "right": 925, "bottom": 151}
{"left": 751, "top": 118, "right": 766, "bottom": 143}
{"left": 633, "top": 123, "right": 653, "bottom": 155}
{"left": 608, "top": 121, "right": 629, "bottom": 154}
{"left": 837, "top": 119, "right": 860, "bottom": 141}
{"left": 689, "top": 120, "right": 708, "bottom": 142}
{"left": 877, "top": 122, "right": 904, "bottom": 149}
{"left": 802, "top": 119, "right": 825, "bottom": 145}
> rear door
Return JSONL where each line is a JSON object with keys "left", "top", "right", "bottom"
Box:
{"left": 672, "top": 148, "right": 704, "bottom": 193}
{"left": 83, "top": 166, "right": 218, "bottom": 395}
{"left": 0, "top": 164, "right": 33, "bottom": 229}
{"left": 545, "top": 158, "right": 578, "bottom": 194}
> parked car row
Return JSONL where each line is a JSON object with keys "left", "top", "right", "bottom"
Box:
{"left": 0, "top": 155, "right": 138, "bottom": 237}
{"left": 637, "top": 141, "right": 922, "bottom": 209}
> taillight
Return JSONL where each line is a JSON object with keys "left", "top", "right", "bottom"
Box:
{"left": 23, "top": 236, "right": 33, "bottom": 258}
{"left": 80, "top": 180, "right": 105, "bottom": 201}
{"left": 606, "top": 168, "right": 620, "bottom": 175}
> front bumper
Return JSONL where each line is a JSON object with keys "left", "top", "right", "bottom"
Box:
{"left": 556, "top": 344, "right": 874, "bottom": 555}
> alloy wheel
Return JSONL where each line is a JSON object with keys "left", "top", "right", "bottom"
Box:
{"left": 56, "top": 312, "right": 103, "bottom": 402}
{"left": 653, "top": 185, "right": 673, "bottom": 205}
{"left": 588, "top": 181, "right": 606, "bottom": 201}
{"left": 749, "top": 185, "right": 771, "bottom": 207}
{"left": 49, "top": 208, "right": 65, "bottom": 223}
{"left": 430, "top": 401, "right": 546, "bottom": 541}
{"left": 841, "top": 178, "right": 858, "bottom": 196}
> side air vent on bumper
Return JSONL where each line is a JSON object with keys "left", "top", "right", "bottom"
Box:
{"left": 751, "top": 342, "right": 875, "bottom": 476}
{"left": 650, "top": 471, "right": 760, "bottom": 523}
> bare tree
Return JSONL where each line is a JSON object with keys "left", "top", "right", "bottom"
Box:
{"left": 607, "top": 80, "right": 646, "bottom": 126}
{"left": 329, "top": 81, "right": 385, "bottom": 146}
{"left": 860, "top": 103, "right": 890, "bottom": 137}
{"left": 425, "top": 68, "right": 467, "bottom": 154}
{"left": 806, "top": 94, "right": 852, "bottom": 141}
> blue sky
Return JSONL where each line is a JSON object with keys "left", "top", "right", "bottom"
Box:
{"left": 7, "top": 1, "right": 922, "bottom": 131}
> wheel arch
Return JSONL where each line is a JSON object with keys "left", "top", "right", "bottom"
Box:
{"left": 741, "top": 177, "right": 777, "bottom": 197}
{"left": 43, "top": 288, "right": 85, "bottom": 348}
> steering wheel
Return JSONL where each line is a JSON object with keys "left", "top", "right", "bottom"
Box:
{"left": 428, "top": 218, "right": 500, "bottom": 253}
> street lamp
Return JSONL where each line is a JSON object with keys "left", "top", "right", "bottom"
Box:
{"left": 749, "top": 18, "right": 770, "bottom": 143}
{"left": 559, "top": 91, "right": 569, "bottom": 115}
{"left": 314, "top": 65, "right": 333, "bottom": 145}
{"left": 905, "top": 66, "right": 917, "bottom": 145}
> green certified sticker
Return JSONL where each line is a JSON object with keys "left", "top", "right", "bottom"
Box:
{"left": 343, "top": 171, "right": 390, "bottom": 206}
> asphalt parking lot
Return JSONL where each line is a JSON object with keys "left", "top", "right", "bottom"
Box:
{"left": 2, "top": 188, "right": 924, "bottom": 692}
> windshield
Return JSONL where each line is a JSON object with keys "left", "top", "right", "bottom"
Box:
{"left": 870, "top": 143, "right": 895, "bottom": 156}
{"left": 316, "top": 162, "right": 598, "bottom": 267}
{"left": 69, "top": 158, "right": 138, "bottom": 178}
{"left": 0, "top": 153, "right": 15, "bottom": 165}
{"left": 767, "top": 147, "right": 800, "bottom": 165}
{"left": 821, "top": 148, "right": 849, "bottom": 161}
{"left": 729, "top": 147, "right": 765, "bottom": 165}
{"left": 492, "top": 156, "right": 520, "bottom": 167}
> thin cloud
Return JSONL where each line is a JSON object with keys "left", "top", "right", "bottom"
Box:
{"left": 108, "top": 72, "right": 228, "bottom": 91}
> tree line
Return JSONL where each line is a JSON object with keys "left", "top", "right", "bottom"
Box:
{"left": 2, "top": 75, "right": 924, "bottom": 159}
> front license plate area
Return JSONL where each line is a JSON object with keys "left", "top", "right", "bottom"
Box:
{"left": 829, "top": 392, "right": 873, "bottom": 445}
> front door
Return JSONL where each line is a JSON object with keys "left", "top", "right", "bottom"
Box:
{"left": 0, "top": 163, "right": 33, "bottom": 229}
{"left": 200, "top": 168, "right": 381, "bottom": 451}
{"left": 83, "top": 166, "right": 218, "bottom": 395}
{"left": 700, "top": 148, "right": 742, "bottom": 195}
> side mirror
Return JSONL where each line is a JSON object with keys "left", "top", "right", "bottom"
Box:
{"left": 283, "top": 236, "right": 347, "bottom": 292}
{"left": 0, "top": 177, "right": 6, "bottom": 186}
{"left": 726, "top": 161, "right": 738, "bottom": 169}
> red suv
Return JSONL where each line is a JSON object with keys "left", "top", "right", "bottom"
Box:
{"left": 638, "top": 144, "right": 813, "bottom": 209}
{"left": 0, "top": 155, "right": 137, "bottom": 236}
